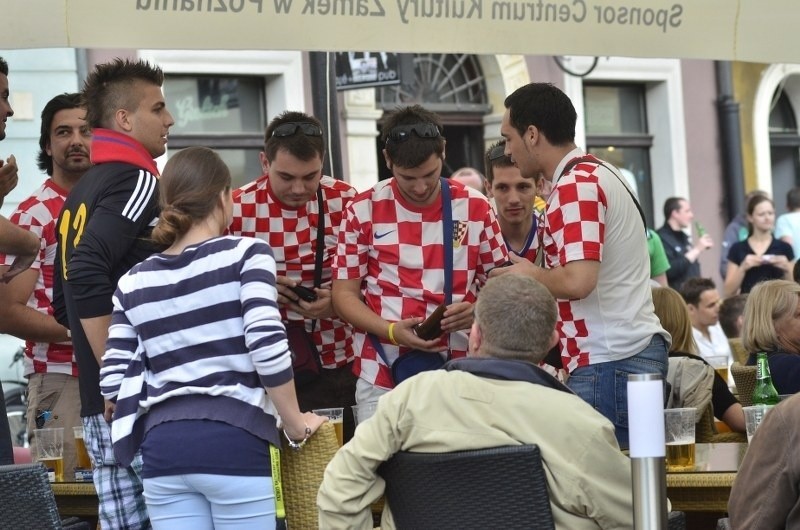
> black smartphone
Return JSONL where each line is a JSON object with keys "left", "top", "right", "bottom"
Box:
{"left": 288, "top": 284, "right": 318, "bottom": 302}
{"left": 487, "top": 260, "right": 513, "bottom": 275}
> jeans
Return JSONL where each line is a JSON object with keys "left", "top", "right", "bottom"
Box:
{"left": 567, "top": 334, "right": 668, "bottom": 450}
{"left": 143, "top": 474, "right": 276, "bottom": 530}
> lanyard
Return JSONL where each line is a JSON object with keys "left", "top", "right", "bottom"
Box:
{"left": 269, "top": 444, "right": 286, "bottom": 520}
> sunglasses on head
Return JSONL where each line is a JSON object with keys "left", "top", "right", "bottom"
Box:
{"left": 488, "top": 143, "right": 508, "bottom": 161}
{"left": 271, "top": 122, "right": 323, "bottom": 138}
{"left": 385, "top": 122, "right": 441, "bottom": 144}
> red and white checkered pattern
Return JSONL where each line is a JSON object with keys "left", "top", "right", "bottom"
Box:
{"left": 544, "top": 150, "right": 664, "bottom": 373}
{"left": 230, "top": 175, "right": 356, "bottom": 368}
{"left": 334, "top": 179, "right": 508, "bottom": 388}
{"left": 0, "top": 179, "right": 75, "bottom": 376}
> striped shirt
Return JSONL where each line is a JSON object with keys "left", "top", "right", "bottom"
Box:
{"left": 99, "top": 236, "right": 292, "bottom": 467}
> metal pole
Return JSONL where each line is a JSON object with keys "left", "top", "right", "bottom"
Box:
{"left": 309, "top": 51, "right": 343, "bottom": 181}
{"left": 628, "top": 373, "right": 667, "bottom": 530}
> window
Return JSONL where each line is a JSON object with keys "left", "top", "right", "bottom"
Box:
{"left": 163, "top": 75, "right": 266, "bottom": 189}
{"left": 584, "top": 84, "right": 655, "bottom": 227}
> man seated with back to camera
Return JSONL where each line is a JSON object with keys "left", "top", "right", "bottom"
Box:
{"left": 318, "top": 274, "right": 633, "bottom": 529}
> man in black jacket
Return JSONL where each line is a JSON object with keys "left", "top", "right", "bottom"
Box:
{"left": 657, "top": 196, "right": 713, "bottom": 289}
{"left": 53, "top": 58, "right": 173, "bottom": 530}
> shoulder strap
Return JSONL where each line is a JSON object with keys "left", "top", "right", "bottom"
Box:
{"left": 440, "top": 177, "right": 453, "bottom": 305}
{"left": 562, "top": 156, "right": 647, "bottom": 235}
{"left": 310, "top": 187, "right": 325, "bottom": 334}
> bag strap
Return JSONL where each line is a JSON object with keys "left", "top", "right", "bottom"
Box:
{"left": 441, "top": 177, "right": 453, "bottom": 306}
{"left": 310, "top": 186, "right": 325, "bottom": 334}
{"left": 561, "top": 155, "right": 647, "bottom": 235}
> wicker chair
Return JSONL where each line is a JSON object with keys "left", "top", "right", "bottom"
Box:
{"left": 731, "top": 362, "right": 756, "bottom": 407}
{"left": 378, "top": 445, "right": 554, "bottom": 530}
{"left": 695, "top": 403, "right": 746, "bottom": 443}
{"left": 728, "top": 338, "right": 749, "bottom": 365}
{"left": 0, "top": 463, "right": 90, "bottom": 529}
{"left": 279, "top": 422, "right": 340, "bottom": 530}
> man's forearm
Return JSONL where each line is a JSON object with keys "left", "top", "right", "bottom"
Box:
{"left": 0, "top": 305, "right": 69, "bottom": 343}
{"left": 0, "top": 217, "right": 38, "bottom": 256}
{"left": 80, "top": 314, "right": 112, "bottom": 366}
{"left": 526, "top": 261, "right": 599, "bottom": 300}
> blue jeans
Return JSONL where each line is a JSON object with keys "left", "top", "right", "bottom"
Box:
{"left": 567, "top": 335, "right": 668, "bottom": 450}
{"left": 143, "top": 474, "right": 276, "bottom": 530}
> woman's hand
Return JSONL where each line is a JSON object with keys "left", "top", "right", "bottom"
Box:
{"left": 284, "top": 411, "right": 328, "bottom": 441}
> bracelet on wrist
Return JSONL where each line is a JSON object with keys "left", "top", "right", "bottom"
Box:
{"left": 283, "top": 424, "right": 312, "bottom": 451}
{"left": 388, "top": 322, "right": 399, "bottom": 346}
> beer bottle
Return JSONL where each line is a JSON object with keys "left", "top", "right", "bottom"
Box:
{"left": 753, "top": 352, "right": 780, "bottom": 405}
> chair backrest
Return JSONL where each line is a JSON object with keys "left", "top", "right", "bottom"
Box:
{"left": 728, "top": 338, "right": 749, "bottom": 365}
{"left": 731, "top": 362, "right": 757, "bottom": 407}
{"left": 280, "top": 422, "right": 339, "bottom": 530}
{"left": 0, "top": 463, "right": 63, "bottom": 529}
{"left": 378, "top": 444, "right": 555, "bottom": 530}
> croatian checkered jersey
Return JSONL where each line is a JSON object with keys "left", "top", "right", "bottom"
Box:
{"left": 334, "top": 178, "right": 508, "bottom": 389}
{"left": 544, "top": 148, "right": 666, "bottom": 373}
{"left": 230, "top": 175, "right": 356, "bottom": 368}
{"left": 0, "top": 179, "right": 75, "bottom": 376}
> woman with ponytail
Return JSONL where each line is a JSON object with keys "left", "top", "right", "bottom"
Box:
{"left": 99, "top": 146, "right": 326, "bottom": 529}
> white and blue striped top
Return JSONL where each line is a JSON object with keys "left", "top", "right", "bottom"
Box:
{"left": 99, "top": 235, "right": 292, "bottom": 467}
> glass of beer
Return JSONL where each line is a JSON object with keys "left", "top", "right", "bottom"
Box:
{"left": 73, "top": 426, "right": 92, "bottom": 471}
{"left": 34, "top": 427, "right": 64, "bottom": 482}
{"left": 664, "top": 407, "right": 696, "bottom": 471}
{"left": 707, "top": 355, "right": 729, "bottom": 385}
{"left": 312, "top": 407, "right": 344, "bottom": 446}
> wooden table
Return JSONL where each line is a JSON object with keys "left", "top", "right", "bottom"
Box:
{"left": 51, "top": 481, "right": 98, "bottom": 519}
{"left": 666, "top": 442, "right": 747, "bottom": 512}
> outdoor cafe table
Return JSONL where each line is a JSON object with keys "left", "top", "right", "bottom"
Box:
{"left": 50, "top": 480, "right": 98, "bottom": 519}
{"left": 666, "top": 442, "right": 747, "bottom": 512}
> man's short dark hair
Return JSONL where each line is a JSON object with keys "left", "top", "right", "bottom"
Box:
{"left": 663, "top": 197, "right": 685, "bottom": 221}
{"left": 263, "top": 111, "right": 325, "bottom": 163}
{"left": 82, "top": 58, "right": 164, "bottom": 129}
{"left": 381, "top": 105, "right": 445, "bottom": 169}
{"left": 679, "top": 277, "right": 716, "bottom": 306}
{"left": 37, "top": 93, "right": 84, "bottom": 176}
{"left": 719, "top": 294, "right": 747, "bottom": 339}
{"left": 484, "top": 140, "right": 516, "bottom": 185}
{"left": 503, "top": 83, "right": 576, "bottom": 146}
{"left": 787, "top": 187, "right": 800, "bottom": 211}
{"left": 0, "top": 57, "right": 8, "bottom": 76}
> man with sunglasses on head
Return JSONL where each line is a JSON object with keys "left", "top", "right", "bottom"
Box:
{"left": 332, "top": 105, "right": 508, "bottom": 403}
{"left": 229, "top": 111, "right": 359, "bottom": 440}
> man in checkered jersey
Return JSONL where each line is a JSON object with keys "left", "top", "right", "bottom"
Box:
{"left": 332, "top": 105, "right": 508, "bottom": 402}
{"left": 229, "top": 111, "right": 359, "bottom": 439}
{"left": 0, "top": 93, "right": 90, "bottom": 474}
{"left": 496, "top": 83, "right": 669, "bottom": 450}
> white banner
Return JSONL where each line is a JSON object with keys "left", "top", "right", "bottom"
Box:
{"left": 3, "top": 0, "right": 797, "bottom": 64}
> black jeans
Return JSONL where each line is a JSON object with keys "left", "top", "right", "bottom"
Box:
{"left": 296, "top": 363, "right": 358, "bottom": 443}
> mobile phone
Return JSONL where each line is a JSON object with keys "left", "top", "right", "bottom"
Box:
{"left": 288, "top": 284, "right": 318, "bottom": 302}
{"left": 413, "top": 304, "right": 447, "bottom": 341}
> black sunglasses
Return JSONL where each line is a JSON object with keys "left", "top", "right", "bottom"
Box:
{"left": 488, "top": 143, "right": 508, "bottom": 161}
{"left": 386, "top": 123, "right": 441, "bottom": 144}
{"left": 271, "top": 122, "right": 323, "bottom": 138}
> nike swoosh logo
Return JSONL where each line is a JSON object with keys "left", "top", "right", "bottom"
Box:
{"left": 375, "top": 230, "right": 395, "bottom": 239}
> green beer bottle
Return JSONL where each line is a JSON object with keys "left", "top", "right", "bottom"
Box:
{"left": 753, "top": 352, "right": 780, "bottom": 405}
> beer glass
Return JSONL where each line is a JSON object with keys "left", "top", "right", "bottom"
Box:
{"left": 73, "top": 425, "right": 92, "bottom": 470}
{"left": 664, "top": 408, "right": 696, "bottom": 471}
{"left": 34, "top": 427, "right": 64, "bottom": 482}
{"left": 312, "top": 407, "right": 344, "bottom": 446}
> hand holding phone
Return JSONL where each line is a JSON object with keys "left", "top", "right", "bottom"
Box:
{"left": 413, "top": 304, "right": 447, "bottom": 340}
{"left": 288, "top": 284, "right": 318, "bottom": 302}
